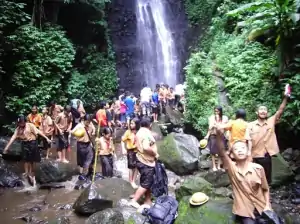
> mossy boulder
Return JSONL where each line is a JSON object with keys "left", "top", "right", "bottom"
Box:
{"left": 175, "top": 176, "right": 212, "bottom": 200}
{"left": 272, "top": 154, "right": 294, "bottom": 187}
{"left": 202, "top": 170, "right": 230, "bottom": 188}
{"left": 175, "top": 196, "right": 234, "bottom": 224}
{"left": 157, "top": 133, "right": 199, "bottom": 175}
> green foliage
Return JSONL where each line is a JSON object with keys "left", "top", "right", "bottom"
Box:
{"left": 67, "top": 45, "right": 117, "bottom": 105}
{"left": 184, "top": 52, "right": 218, "bottom": 134}
{"left": 211, "top": 32, "right": 281, "bottom": 121}
{"left": 5, "top": 24, "right": 75, "bottom": 114}
{"left": 184, "top": 0, "right": 223, "bottom": 25}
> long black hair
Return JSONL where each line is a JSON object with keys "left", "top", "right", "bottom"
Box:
{"left": 214, "top": 106, "right": 223, "bottom": 121}
{"left": 131, "top": 117, "right": 141, "bottom": 131}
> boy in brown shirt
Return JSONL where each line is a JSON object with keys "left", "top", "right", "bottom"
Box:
{"left": 216, "top": 130, "right": 271, "bottom": 224}
{"left": 55, "top": 105, "right": 72, "bottom": 163}
{"left": 246, "top": 88, "right": 290, "bottom": 184}
{"left": 40, "top": 107, "right": 54, "bottom": 159}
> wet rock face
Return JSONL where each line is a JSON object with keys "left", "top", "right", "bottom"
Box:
{"left": 35, "top": 159, "right": 77, "bottom": 184}
{"left": 107, "top": 0, "right": 189, "bottom": 93}
{"left": 73, "top": 178, "right": 134, "bottom": 216}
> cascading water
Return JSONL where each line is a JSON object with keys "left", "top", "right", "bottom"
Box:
{"left": 136, "top": 0, "right": 179, "bottom": 88}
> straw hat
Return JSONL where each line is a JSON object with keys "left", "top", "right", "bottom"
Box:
{"left": 189, "top": 192, "right": 209, "bottom": 206}
{"left": 73, "top": 128, "right": 85, "bottom": 138}
{"left": 199, "top": 139, "right": 208, "bottom": 149}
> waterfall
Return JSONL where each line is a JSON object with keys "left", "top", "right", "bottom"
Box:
{"left": 136, "top": 0, "right": 179, "bottom": 89}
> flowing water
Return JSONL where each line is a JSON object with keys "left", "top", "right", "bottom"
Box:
{"left": 0, "top": 142, "right": 128, "bottom": 223}
{"left": 136, "top": 0, "right": 179, "bottom": 88}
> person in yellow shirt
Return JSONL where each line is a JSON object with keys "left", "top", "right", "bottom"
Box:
{"left": 122, "top": 118, "right": 140, "bottom": 189}
{"left": 218, "top": 109, "right": 249, "bottom": 149}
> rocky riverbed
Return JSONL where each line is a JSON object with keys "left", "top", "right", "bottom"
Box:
{"left": 0, "top": 110, "right": 299, "bottom": 223}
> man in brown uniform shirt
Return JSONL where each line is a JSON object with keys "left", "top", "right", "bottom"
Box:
{"left": 55, "top": 105, "right": 72, "bottom": 163}
{"left": 216, "top": 130, "right": 271, "bottom": 224}
{"left": 246, "top": 91, "right": 289, "bottom": 184}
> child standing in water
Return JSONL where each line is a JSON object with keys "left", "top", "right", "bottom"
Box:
{"left": 3, "top": 115, "right": 51, "bottom": 186}
{"left": 40, "top": 107, "right": 54, "bottom": 159}
{"left": 71, "top": 114, "right": 95, "bottom": 178}
{"left": 215, "top": 129, "right": 271, "bottom": 224}
{"left": 96, "top": 127, "right": 115, "bottom": 177}
{"left": 122, "top": 118, "right": 140, "bottom": 188}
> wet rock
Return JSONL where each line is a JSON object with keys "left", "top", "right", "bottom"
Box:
{"left": 151, "top": 123, "right": 164, "bottom": 141}
{"left": 0, "top": 137, "right": 22, "bottom": 161}
{"left": 198, "top": 160, "right": 212, "bottom": 170}
{"left": 272, "top": 203, "right": 300, "bottom": 224}
{"left": 74, "top": 173, "right": 105, "bottom": 190}
{"left": 175, "top": 176, "right": 212, "bottom": 200}
{"left": 58, "top": 204, "right": 72, "bottom": 210}
{"left": 86, "top": 208, "right": 124, "bottom": 224}
{"left": 271, "top": 154, "right": 294, "bottom": 187}
{"left": 0, "top": 158, "right": 23, "bottom": 188}
{"left": 175, "top": 196, "right": 233, "bottom": 223}
{"left": 165, "top": 106, "right": 184, "bottom": 127}
{"left": 36, "top": 159, "right": 76, "bottom": 184}
{"left": 116, "top": 199, "right": 146, "bottom": 224}
{"left": 166, "top": 169, "right": 181, "bottom": 188}
{"left": 48, "top": 217, "right": 71, "bottom": 224}
{"left": 202, "top": 170, "right": 230, "bottom": 188}
{"left": 213, "top": 187, "right": 232, "bottom": 198}
{"left": 157, "top": 133, "right": 199, "bottom": 175}
{"left": 73, "top": 178, "right": 134, "bottom": 216}
{"left": 282, "top": 148, "right": 293, "bottom": 161}
{"left": 29, "top": 206, "right": 42, "bottom": 212}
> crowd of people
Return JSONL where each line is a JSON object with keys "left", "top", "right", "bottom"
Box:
{"left": 1, "top": 79, "right": 293, "bottom": 223}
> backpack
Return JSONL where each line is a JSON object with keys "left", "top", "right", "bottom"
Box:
{"left": 143, "top": 195, "right": 178, "bottom": 224}
{"left": 151, "top": 161, "right": 168, "bottom": 198}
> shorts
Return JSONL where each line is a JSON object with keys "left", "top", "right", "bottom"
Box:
{"left": 126, "top": 112, "right": 134, "bottom": 121}
{"left": 100, "top": 154, "right": 114, "bottom": 177}
{"left": 22, "top": 140, "right": 41, "bottom": 163}
{"left": 42, "top": 136, "right": 52, "bottom": 150}
{"left": 127, "top": 150, "right": 137, "bottom": 169}
{"left": 57, "top": 132, "right": 69, "bottom": 151}
{"left": 136, "top": 159, "right": 155, "bottom": 189}
{"left": 152, "top": 104, "right": 158, "bottom": 114}
{"left": 77, "top": 142, "right": 94, "bottom": 168}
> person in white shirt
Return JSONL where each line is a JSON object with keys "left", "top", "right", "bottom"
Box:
{"left": 174, "top": 84, "right": 185, "bottom": 110}
{"left": 140, "top": 83, "right": 152, "bottom": 117}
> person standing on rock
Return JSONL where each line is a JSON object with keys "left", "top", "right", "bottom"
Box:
{"left": 3, "top": 115, "right": 52, "bottom": 186}
{"left": 96, "top": 127, "right": 115, "bottom": 177}
{"left": 129, "top": 117, "right": 159, "bottom": 208}
{"left": 140, "top": 83, "right": 152, "bottom": 117}
{"left": 124, "top": 91, "right": 135, "bottom": 127}
{"left": 40, "top": 107, "right": 54, "bottom": 159}
{"left": 27, "top": 105, "right": 42, "bottom": 129}
{"left": 71, "top": 114, "right": 95, "bottom": 179}
{"left": 245, "top": 86, "right": 291, "bottom": 184}
{"left": 215, "top": 129, "right": 272, "bottom": 224}
{"left": 204, "top": 106, "right": 228, "bottom": 171}
{"left": 218, "top": 109, "right": 248, "bottom": 151}
{"left": 122, "top": 118, "right": 140, "bottom": 189}
{"left": 54, "top": 105, "right": 73, "bottom": 163}
{"left": 151, "top": 88, "right": 159, "bottom": 122}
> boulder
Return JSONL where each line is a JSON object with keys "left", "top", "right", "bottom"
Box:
{"left": 86, "top": 208, "right": 124, "bottom": 224}
{"left": 174, "top": 196, "right": 234, "bottom": 224}
{"left": 151, "top": 123, "right": 164, "bottom": 141}
{"left": 202, "top": 170, "right": 230, "bottom": 188}
{"left": 0, "top": 137, "right": 22, "bottom": 161}
{"left": 48, "top": 217, "right": 71, "bottom": 224}
{"left": 35, "top": 159, "right": 76, "bottom": 184}
{"left": 212, "top": 187, "right": 232, "bottom": 198}
{"left": 0, "top": 158, "right": 23, "bottom": 188}
{"left": 116, "top": 200, "right": 146, "bottom": 224}
{"left": 282, "top": 148, "right": 293, "bottom": 162}
{"left": 271, "top": 154, "right": 294, "bottom": 187}
{"left": 165, "top": 106, "right": 183, "bottom": 127}
{"left": 73, "top": 178, "right": 134, "bottom": 216}
{"left": 157, "top": 133, "right": 200, "bottom": 175}
{"left": 272, "top": 203, "right": 300, "bottom": 224}
{"left": 175, "top": 176, "right": 212, "bottom": 200}
{"left": 198, "top": 160, "right": 212, "bottom": 170}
